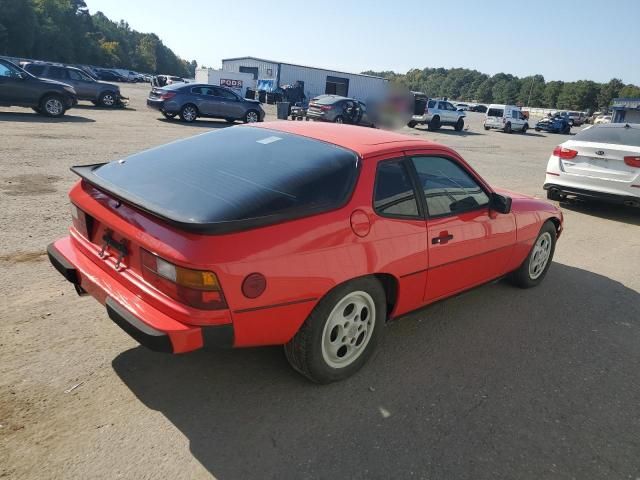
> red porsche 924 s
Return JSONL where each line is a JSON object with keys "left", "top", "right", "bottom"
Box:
{"left": 48, "top": 122, "right": 563, "bottom": 383}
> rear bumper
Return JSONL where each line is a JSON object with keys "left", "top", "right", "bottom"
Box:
{"left": 544, "top": 183, "right": 640, "bottom": 206}
{"left": 47, "top": 238, "right": 234, "bottom": 353}
{"left": 146, "top": 98, "right": 164, "bottom": 111}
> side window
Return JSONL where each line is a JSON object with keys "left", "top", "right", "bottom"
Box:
{"left": 0, "top": 63, "right": 21, "bottom": 78}
{"left": 68, "top": 69, "right": 88, "bottom": 81}
{"left": 25, "top": 64, "right": 45, "bottom": 76}
{"left": 411, "top": 156, "right": 490, "bottom": 217}
{"left": 428, "top": 100, "right": 436, "bottom": 109}
{"left": 48, "top": 66, "right": 68, "bottom": 80}
{"left": 446, "top": 102, "right": 456, "bottom": 111}
{"left": 214, "top": 87, "right": 238, "bottom": 100}
{"left": 438, "top": 102, "right": 447, "bottom": 110}
{"left": 373, "top": 160, "right": 420, "bottom": 218}
{"left": 191, "top": 87, "right": 203, "bottom": 95}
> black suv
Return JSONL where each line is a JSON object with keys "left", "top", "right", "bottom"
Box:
{"left": 0, "top": 59, "right": 77, "bottom": 117}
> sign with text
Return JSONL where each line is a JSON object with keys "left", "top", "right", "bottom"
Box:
{"left": 220, "top": 78, "right": 243, "bottom": 91}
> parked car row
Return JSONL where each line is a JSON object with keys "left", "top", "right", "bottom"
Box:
{"left": 0, "top": 58, "right": 77, "bottom": 117}
{"left": 22, "top": 62, "right": 126, "bottom": 107}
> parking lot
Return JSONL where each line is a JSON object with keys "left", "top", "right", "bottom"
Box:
{"left": 1, "top": 83, "right": 639, "bottom": 479}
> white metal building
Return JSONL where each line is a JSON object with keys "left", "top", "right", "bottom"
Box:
{"left": 221, "top": 56, "right": 388, "bottom": 102}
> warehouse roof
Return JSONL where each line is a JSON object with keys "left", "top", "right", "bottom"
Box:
{"left": 221, "top": 56, "right": 387, "bottom": 80}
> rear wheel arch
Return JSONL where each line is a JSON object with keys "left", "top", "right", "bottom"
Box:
{"left": 372, "top": 273, "right": 399, "bottom": 319}
{"left": 548, "top": 216, "right": 562, "bottom": 237}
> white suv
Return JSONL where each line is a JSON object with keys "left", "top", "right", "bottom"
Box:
{"left": 409, "top": 98, "right": 465, "bottom": 131}
{"left": 544, "top": 123, "right": 640, "bottom": 207}
{"left": 484, "top": 104, "right": 529, "bottom": 133}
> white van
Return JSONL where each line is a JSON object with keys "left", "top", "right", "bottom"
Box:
{"left": 484, "top": 104, "right": 528, "bottom": 133}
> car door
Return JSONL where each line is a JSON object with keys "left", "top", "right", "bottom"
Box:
{"left": 511, "top": 109, "right": 524, "bottom": 130}
{"left": 213, "top": 87, "right": 244, "bottom": 119}
{"left": 437, "top": 101, "right": 450, "bottom": 122}
{"left": 444, "top": 102, "right": 458, "bottom": 122}
{"left": 67, "top": 69, "right": 94, "bottom": 99}
{"left": 0, "top": 61, "right": 29, "bottom": 104}
{"left": 371, "top": 156, "right": 429, "bottom": 314}
{"left": 408, "top": 153, "right": 516, "bottom": 302}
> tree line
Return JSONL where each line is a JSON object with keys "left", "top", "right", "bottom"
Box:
{"left": 363, "top": 68, "right": 640, "bottom": 112}
{"left": 0, "top": 0, "right": 197, "bottom": 77}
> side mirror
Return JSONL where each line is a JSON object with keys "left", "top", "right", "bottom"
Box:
{"left": 490, "top": 192, "right": 512, "bottom": 214}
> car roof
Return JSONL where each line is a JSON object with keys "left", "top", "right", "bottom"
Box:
{"left": 250, "top": 122, "right": 440, "bottom": 157}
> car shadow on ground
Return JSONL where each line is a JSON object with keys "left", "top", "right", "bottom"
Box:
{"left": 156, "top": 118, "right": 234, "bottom": 129}
{"left": 560, "top": 198, "right": 640, "bottom": 226}
{"left": 0, "top": 112, "right": 95, "bottom": 123}
{"left": 73, "top": 104, "right": 137, "bottom": 112}
{"left": 411, "top": 127, "right": 483, "bottom": 136}
{"left": 112, "top": 263, "right": 640, "bottom": 479}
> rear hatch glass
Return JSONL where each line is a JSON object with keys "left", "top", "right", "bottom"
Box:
{"left": 487, "top": 108, "right": 504, "bottom": 117}
{"left": 73, "top": 127, "right": 359, "bottom": 234}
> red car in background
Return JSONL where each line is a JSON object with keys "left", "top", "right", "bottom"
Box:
{"left": 48, "top": 122, "right": 563, "bottom": 383}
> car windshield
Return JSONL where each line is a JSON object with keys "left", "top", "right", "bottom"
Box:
{"left": 81, "top": 127, "right": 360, "bottom": 231}
{"left": 574, "top": 124, "right": 640, "bottom": 147}
{"left": 487, "top": 108, "right": 504, "bottom": 117}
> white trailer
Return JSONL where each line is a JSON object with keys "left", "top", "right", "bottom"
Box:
{"left": 195, "top": 68, "right": 256, "bottom": 97}
{"left": 221, "top": 56, "right": 388, "bottom": 102}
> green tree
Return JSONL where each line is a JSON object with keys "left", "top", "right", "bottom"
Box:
{"left": 543, "top": 81, "right": 564, "bottom": 108}
{"left": 618, "top": 84, "right": 640, "bottom": 98}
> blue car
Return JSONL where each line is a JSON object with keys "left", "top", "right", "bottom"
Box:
{"left": 535, "top": 116, "right": 571, "bottom": 134}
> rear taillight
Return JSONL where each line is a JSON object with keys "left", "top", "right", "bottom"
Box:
{"left": 160, "top": 92, "right": 176, "bottom": 100}
{"left": 624, "top": 156, "right": 640, "bottom": 168}
{"left": 553, "top": 146, "right": 578, "bottom": 159}
{"left": 319, "top": 105, "right": 333, "bottom": 111}
{"left": 70, "top": 203, "right": 93, "bottom": 239}
{"left": 140, "top": 250, "right": 227, "bottom": 310}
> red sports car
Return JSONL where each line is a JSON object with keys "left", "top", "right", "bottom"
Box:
{"left": 48, "top": 122, "right": 563, "bottom": 383}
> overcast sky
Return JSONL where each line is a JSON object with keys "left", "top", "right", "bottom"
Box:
{"left": 86, "top": 0, "right": 640, "bottom": 84}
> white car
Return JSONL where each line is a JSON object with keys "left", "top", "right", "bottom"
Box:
{"left": 544, "top": 123, "right": 640, "bottom": 207}
{"left": 594, "top": 115, "right": 612, "bottom": 125}
{"left": 484, "top": 104, "right": 529, "bottom": 133}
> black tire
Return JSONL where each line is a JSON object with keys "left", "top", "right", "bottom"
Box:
{"left": 99, "top": 91, "right": 117, "bottom": 107}
{"left": 333, "top": 115, "right": 344, "bottom": 124}
{"left": 32, "top": 107, "right": 42, "bottom": 113}
{"left": 508, "top": 221, "right": 557, "bottom": 289}
{"left": 243, "top": 109, "right": 260, "bottom": 123}
{"left": 563, "top": 125, "right": 571, "bottom": 134}
{"left": 225, "top": 118, "right": 236, "bottom": 123}
{"left": 40, "top": 94, "right": 66, "bottom": 117}
{"left": 179, "top": 104, "right": 198, "bottom": 122}
{"left": 504, "top": 122, "right": 512, "bottom": 134}
{"left": 535, "top": 128, "right": 541, "bottom": 132}
{"left": 484, "top": 126, "right": 490, "bottom": 131}
{"left": 454, "top": 118, "right": 464, "bottom": 131}
{"left": 427, "top": 116, "right": 441, "bottom": 131}
{"left": 521, "top": 123, "right": 528, "bottom": 134}
{"left": 407, "top": 120, "right": 417, "bottom": 128}
{"left": 162, "top": 111, "right": 176, "bottom": 119}
{"left": 284, "top": 277, "right": 387, "bottom": 384}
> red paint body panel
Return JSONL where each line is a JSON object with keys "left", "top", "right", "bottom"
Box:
{"left": 52, "top": 122, "right": 564, "bottom": 353}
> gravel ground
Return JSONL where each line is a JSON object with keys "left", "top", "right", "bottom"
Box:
{"left": 1, "top": 83, "right": 639, "bottom": 480}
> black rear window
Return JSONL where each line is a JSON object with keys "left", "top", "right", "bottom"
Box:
{"left": 74, "top": 127, "right": 359, "bottom": 233}
{"left": 574, "top": 124, "right": 640, "bottom": 147}
{"left": 487, "top": 108, "right": 504, "bottom": 117}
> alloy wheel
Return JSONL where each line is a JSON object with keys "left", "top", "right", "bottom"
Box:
{"left": 529, "top": 232, "right": 552, "bottom": 280}
{"left": 321, "top": 291, "right": 376, "bottom": 368}
{"left": 45, "top": 98, "right": 63, "bottom": 116}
